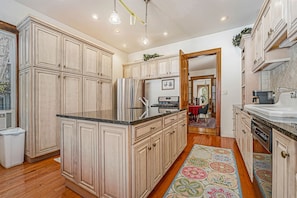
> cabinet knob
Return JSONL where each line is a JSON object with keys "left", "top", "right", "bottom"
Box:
{"left": 281, "top": 151, "right": 290, "bottom": 158}
{"left": 64, "top": 65, "right": 66, "bottom": 68}
{"left": 242, "top": 129, "right": 246, "bottom": 134}
{"left": 148, "top": 147, "right": 152, "bottom": 151}
{"left": 172, "top": 130, "right": 175, "bottom": 134}
{"left": 58, "top": 64, "right": 61, "bottom": 67}
{"left": 63, "top": 76, "right": 66, "bottom": 79}
{"left": 182, "top": 124, "right": 186, "bottom": 127}
{"left": 58, "top": 75, "right": 61, "bottom": 78}
{"left": 150, "top": 127, "right": 156, "bottom": 130}
{"left": 152, "top": 143, "right": 156, "bottom": 147}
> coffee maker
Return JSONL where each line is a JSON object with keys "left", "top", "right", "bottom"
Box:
{"left": 252, "top": 90, "right": 274, "bottom": 104}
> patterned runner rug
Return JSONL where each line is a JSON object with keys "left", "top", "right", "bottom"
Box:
{"left": 163, "top": 144, "right": 242, "bottom": 198}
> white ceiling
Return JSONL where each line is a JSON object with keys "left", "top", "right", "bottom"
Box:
{"left": 15, "top": 0, "right": 263, "bottom": 53}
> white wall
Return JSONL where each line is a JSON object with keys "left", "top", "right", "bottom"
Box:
{"left": 128, "top": 27, "right": 245, "bottom": 137}
{"left": 0, "top": 0, "right": 128, "bottom": 108}
{"left": 145, "top": 77, "right": 180, "bottom": 105}
{"left": 189, "top": 68, "right": 216, "bottom": 78}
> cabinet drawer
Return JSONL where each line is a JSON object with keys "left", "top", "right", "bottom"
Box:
{"left": 164, "top": 114, "right": 178, "bottom": 128}
{"left": 241, "top": 111, "right": 251, "bottom": 128}
{"left": 132, "top": 118, "right": 163, "bottom": 144}
{"left": 178, "top": 111, "right": 187, "bottom": 120}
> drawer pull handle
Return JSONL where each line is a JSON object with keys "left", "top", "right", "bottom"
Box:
{"left": 64, "top": 65, "right": 66, "bottom": 68}
{"left": 182, "top": 124, "right": 186, "bottom": 127}
{"left": 281, "top": 151, "right": 289, "bottom": 158}
{"left": 58, "top": 64, "right": 61, "bottom": 67}
{"left": 152, "top": 143, "right": 156, "bottom": 147}
{"left": 171, "top": 119, "right": 175, "bottom": 121}
{"left": 150, "top": 127, "right": 156, "bottom": 130}
{"left": 148, "top": 147, "right": 152, "bottom": 151}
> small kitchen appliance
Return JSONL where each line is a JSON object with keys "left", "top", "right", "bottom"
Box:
{"left": 252, "top": 90, "right": 274, "bottom": 104}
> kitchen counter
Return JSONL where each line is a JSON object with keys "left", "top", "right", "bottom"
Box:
{"left": 58, "top": 109, "right": 187, "bottom": 198}
{"left": 233, "top": 104, "right": 297, "bottom": 141}
{"left": 57, "top": 107, "right": 184, "bottom": 125}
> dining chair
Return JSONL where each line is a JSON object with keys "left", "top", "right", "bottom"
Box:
{"left": 197, "top": 104, "right": 209, "bottom": 122}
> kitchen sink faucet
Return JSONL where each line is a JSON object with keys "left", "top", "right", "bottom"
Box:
{"left": 277, "top": 87, "right": 297, "bottom": 98}
{"left": 139, "top": 97, "right": 149, "bottom": 110}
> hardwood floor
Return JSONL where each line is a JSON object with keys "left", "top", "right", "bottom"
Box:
{"left": 0, "top": 133, "right": 256, "bottom": 198}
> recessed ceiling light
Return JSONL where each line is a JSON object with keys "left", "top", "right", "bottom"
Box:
{"left": 114, "top": 28, "right": 120, "bottom": 33}
{"left": 123, "top": 44, "right": 127, "bottom": 48}
{"left": 163, "top": 32, "right": 168, "bottom": 36}
{"left": 92, "top": 14, "right": 98, "bottom": 20}
{"left": 220, "top": 16, "right": 228, "bottom": 21}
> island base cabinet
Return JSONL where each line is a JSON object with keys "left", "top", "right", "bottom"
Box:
{"left": 163, "top": 125, "right": 178, "bottom": 173}
{"left": 272, "top": 129, "right": 297, "bottom": 198}
{"left": 99, "top": 123, "right": 130, "bottom": 198}
{"left": 61, "top": 119, "right": 99, "bottom": 196}
{"left": 132, "top": 130, "right": 163, "bottom": 198}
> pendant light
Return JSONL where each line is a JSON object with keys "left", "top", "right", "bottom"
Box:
{"left": 143, "top": 0, "right": 149, "bottom": 45}
{"left": 109, "top": 0, "right": 121, "bottom": 24}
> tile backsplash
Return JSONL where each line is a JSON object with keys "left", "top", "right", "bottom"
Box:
{"left": 260, "top": 43, "right": 297, "bottom": 102}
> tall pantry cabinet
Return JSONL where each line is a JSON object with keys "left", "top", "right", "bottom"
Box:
{"left": 17, "top": 16, "right": 113, "bottom": 162}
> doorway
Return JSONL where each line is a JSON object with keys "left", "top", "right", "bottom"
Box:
{"left": 179, "top": 48, "right": 221, "bottom": 136}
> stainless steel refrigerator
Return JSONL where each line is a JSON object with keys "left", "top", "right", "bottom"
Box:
{"left": 117, "top": 78, "right": 144, "bottom": 110}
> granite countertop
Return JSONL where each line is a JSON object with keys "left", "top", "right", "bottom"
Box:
{"left": 57, "top": 107, "right": 185, "bottom": 125}
{"left": 234, "top": 104, "right": 297, "bottom": 141}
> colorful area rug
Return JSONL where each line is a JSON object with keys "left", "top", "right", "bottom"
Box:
{"left": 253, "top": 153, "right": 272, "bottom": 198}
{"left": 163, "top": 144, "right": 242, "bottom": 198}
{"left": 189, "top": 118, "right": 216, "bottom": 129}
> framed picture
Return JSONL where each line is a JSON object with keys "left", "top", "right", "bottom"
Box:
{"left": 162, "top": 79, "right": 175, "bottom": 90}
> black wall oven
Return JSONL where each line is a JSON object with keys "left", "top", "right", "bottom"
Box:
{"left": 251, "top": 118, "right": 272, "bottom": 198}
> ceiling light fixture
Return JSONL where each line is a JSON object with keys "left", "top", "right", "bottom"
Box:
{"left": 143, "top": 0, "right": 149, "bottom": 45}
{"left": 118, "top": 0, "right": 145, "bottom": 25}
{"left": 220, "top": 16, "right": 228, "bottom": 21}
{"left": 92, "top": 14, "right": 98, "bottom": 20}
{"left": 109, "top": 0, "right": 121, "bottom": 24}
{"left": 163, "top": 32, "right": 168, "bottom": 36}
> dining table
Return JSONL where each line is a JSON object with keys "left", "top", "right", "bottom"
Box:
{"left": 188, "top": 105, "right": 202, "bottom": 121}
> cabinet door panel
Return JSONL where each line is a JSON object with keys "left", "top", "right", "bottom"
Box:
{"left": 19, "top": 26, "right": 31, "bottom": 70}
{"left": 98, "top": 80, "right": 112, "bottom": 110}
{"left": 83, "top": 44, "right": 100, "bottom": 77}
{"left": 100, "top": 52, "right": 112, "bottom": 79}
{"left": 34, "top": 24, "right": 61, "bottom": 69}
{"left": 35, "top": 69, "right": 60, "bottom": 156}
{"left": 163, "top": 127, "right": 172, "bottom": 173}
{"left": 150, "top": 130, "right": 163, "bottom": 189}
{"left": 132, "top": 137, "right": 150, "bottom": 198}
{"left": 100, "top": 123, "right": 129, "bottom": 198}
{"left": 171, "top": 125, "right": 178, "bottom": 161}
{"left": 169, "top": 57, "right": 179, "bottom": 76}
{"left": 61, "top": 119, "right": 76, "bottom": 182}
{"left": 288, "top": 0, "right": 297, "bottom": 39}
{"left": 77, "top": 121, "right": 98, "bottom": 195}
{"left": 61, "top": 73, "right": 82, "bottom": 114}
{"left": 273, "top": 131, "right": 289, "bottom": 198}
{"left": 83, "top": 77, "right": 99, "bottom": 112}
{"left": 63, "top": 36, "right": 82, "bottom": 73}
{"left": 177, "top": 120, "right": 187, "bottom": 154}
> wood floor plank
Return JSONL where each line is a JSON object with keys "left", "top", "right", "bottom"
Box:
{"left": 0, "top": 133, "right": 256, "bottom": 198}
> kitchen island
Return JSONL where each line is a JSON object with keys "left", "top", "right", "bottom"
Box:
{"left": 57, "top": 108, "right": 187, "bottom": 198}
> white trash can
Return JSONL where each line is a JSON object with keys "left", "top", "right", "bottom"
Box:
{"left": 0, "top": 128, "right": 25, "bottom": 168}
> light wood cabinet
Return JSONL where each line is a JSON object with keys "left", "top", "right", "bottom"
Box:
{"left": 140, "top": 61, "right": 157, "bottom": 79}
{"left": 253, "top": 20, "right": 264, "bottom": 70}
{"left": 99, "top": 123, "right": 129, "bottom": 198}
{"left": 61, "top": 119, "right": 99, "bottom": 195}
{"left": 100, "top": 51, "right": 112, "bottom": 79}
{"left": 157, "top": 57, "right": 179, "bottom": 77}
{"left": 61, "top": 73, "right": 82, "bottom": 114}
{"left": 61, "top": 119, "right": 76, "bottom": 183}
{"left": 18, "top": 16, "right": 113, "bottom": 161}
{"left": 98, "top": 79, "right": 112, "bottom": 110}
{"left": 83, "top": 77, "right": 112, "bottom": 112}
{"left": 163, "top": 124, "right": 178, "bottom": 173}
{"left": 83, "top": 44, "right": 101, "bottom": 77}
{"left": 264, "top": 0, "right": 287, "bottom": 51}
{"left": 272, "top": 129, "right": 297, "bottom": 198}
{"left": 233, "top": 107, "right": 253, "bottom": 181}
{"left": 177, "top": 119, "right": 187, "bottom": 154}
{"left": 132, "top": 130, "right": 163, "bottom": 198}
{"left": 123, "top": 55, "right": 179, "bottom": 80}
{"left": 240, "top": 35, "right": 259, "bottom": 105}
{"left": 33, "top": 23, "right": 62, "bottom": 70}
{"left": 62, "top": 35, "right": 83, "bottom": 74}
{"left": 19, "top": 25, "right": 31, "bottom": 70}
{"left": 287, "top": 0, "right": 297, "bottom": 41}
